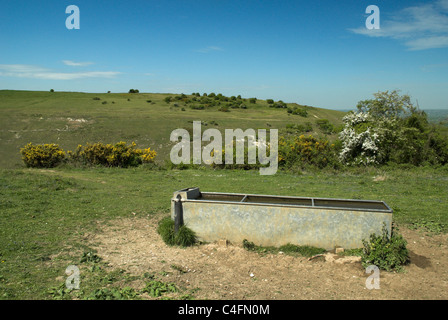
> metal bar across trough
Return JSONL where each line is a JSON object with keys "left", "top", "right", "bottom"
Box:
{"left": 171, "top": 187, "right": 393, "bottom": 250}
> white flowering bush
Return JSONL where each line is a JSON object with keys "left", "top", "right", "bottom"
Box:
{"left": 341, "top": 90, "right": 448, "bottom": 166}
{"left": 342, "top": 111, "right": 370, "bottom": 127}
{"left": 338, "top": 90, "right": 448, "bottom": 167}
{"left": 339, "top": 112, "right": 381, "bottom": 166}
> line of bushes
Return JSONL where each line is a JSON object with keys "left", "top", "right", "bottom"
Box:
{"left": 164, "top": 93, "right": 293, "bottom": 112}
{"left": 20, "top": 141, "right": 157, "bottom": 168}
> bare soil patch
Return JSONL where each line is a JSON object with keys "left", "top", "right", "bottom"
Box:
{"left": 89, "top": 213, "right": 448, "bottom": 300}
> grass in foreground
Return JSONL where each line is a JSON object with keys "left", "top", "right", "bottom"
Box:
{"left": 0, "top": 165, "right": 447, "bottom": 299}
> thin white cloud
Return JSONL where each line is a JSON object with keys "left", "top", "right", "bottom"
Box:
{"left": 194, "top": 46, "right": 224, "bottom": 53}
{"left": 62, "top": 60, "right": 94, "bottom": 67}
{"left": 407, "top": 36, "right": 448, "bottom": 50}
{"left": 0, "top": 64, "right": 121, "bottom": 80}
{"left": 420, "top": 62, "right": 448, "bottom": 72}
{"left": 349, "top": 0, "right": 448, "bottom": 50}
{"left": 0, "top": 64, "right": 48, "bottom": 73}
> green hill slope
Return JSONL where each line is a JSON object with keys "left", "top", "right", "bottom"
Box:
{"left": 0, "top": 90, "right": 346, "bottom": 168}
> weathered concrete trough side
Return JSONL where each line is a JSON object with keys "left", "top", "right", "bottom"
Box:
{"left": 170, "top": 187, "right": 393, "bottom": 250}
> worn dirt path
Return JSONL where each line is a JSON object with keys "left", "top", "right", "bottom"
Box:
{"left": 89, "top": 213, "right": 448, "bottom": 300}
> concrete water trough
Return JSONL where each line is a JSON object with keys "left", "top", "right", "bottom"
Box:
{"left": 171, "top": 187, "right": 393, "bottom": 250}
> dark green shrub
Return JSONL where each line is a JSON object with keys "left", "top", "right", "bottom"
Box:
{"left": 304, "top": 122, "right": 313, "bottom": 132}
{"left": 361, "top": 224, "right": 410, "bottom": 272}
{"left": 274, "top": 102, "right": 287, "bottom": 108}
{"left": 287, "top": 106, "right": 308, "bottom": 117}
{"left": 190, "top": 104, "right": 205, "bottom": 110}
{"left": 242, "top": 239, "right": 257, "bottom": 251}
{"left": 285, "top": 122, "right": 313, "bottom": 133}
{"left": 157, "top": 217, "right": 197, "bottom": 247}
{"left": 316, "top": 119, "right": 334, "bottom": 134}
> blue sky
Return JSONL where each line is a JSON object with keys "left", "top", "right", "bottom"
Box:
{"left": 0, "top": 0, "right": 447, "bottom": 110}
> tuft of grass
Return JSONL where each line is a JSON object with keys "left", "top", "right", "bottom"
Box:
{"left": 279, "top": 243, "right": 326, "bottom": 257}
{"left": 80, "top": 251, "right": 102, "bottom": 264}
{"left": 409, "top": 218, "right": 446, "bottom": 235}
{"left": 85, "top": 287, "right": 139, "bottom": 300}
{"left": 242, "top": 239, "right": 326, "bottom": 257}
{"left": 337, "top": 248, "right": 363, "bottom": 256}
{"left": 157, "top": 217, "right": 197, "bottom": 247}
{"left": 142, "top": 279, "right": 177, "bottom": 297}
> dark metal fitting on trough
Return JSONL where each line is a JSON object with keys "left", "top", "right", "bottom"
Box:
{"left": 174, "top": 194, "right": 184, "bottom": 233}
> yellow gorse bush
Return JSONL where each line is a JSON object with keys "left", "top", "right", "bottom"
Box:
{"left": 139, "top": 147, "right": 157, "bottom": 163}
{"left": 278, "top": 134, "right": 337, "bottom": 168}
{"left": 20, "top": 143, "right": 66, "bottom": 168}
{"left": 68, "top": 141, "right": 157, "bottom": 167}
{"left": 20, "top": 141, "right": 157, "bottom": 168}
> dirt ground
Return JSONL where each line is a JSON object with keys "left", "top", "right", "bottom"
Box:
{"left": 89, "top": 213, "right": 448, "bottom": 300}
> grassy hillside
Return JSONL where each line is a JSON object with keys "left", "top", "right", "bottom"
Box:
{"left": 1, "top": 90, "right": 447, "bottom": 300}
{"left": 0, "top": 90, "right": 346, "bottom": 169}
